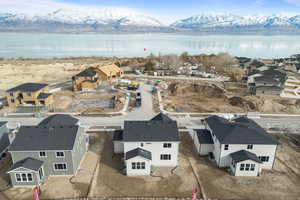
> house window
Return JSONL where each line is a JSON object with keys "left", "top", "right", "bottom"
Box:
{"left": 163, "top": 143, "right": 172, "bottom": 148}
{"left": 140, "top": 143, "right": 144, "bottom": 147}
{"left": 224, "top": 144, "right": 229, "bottom": 150}
{"left": 15, "top": 174, "right": 21, "bottom": 182}
{"left": 259, "top": 156, "right": 270, "bottom": 162}
{"left": 15, "top": 173, "right": 33, "bottom": 182}
{"left": 54, "top": 163, "right": 67, "bottom": 171}
{"left": 132, "top": 162, "right": 145, "bottom": 170}
{"left": 250, "top": 164, "right": 255, "bottom": 171}
{"left": 56, "top": 151, "right": 65, "bottom": 157}
{"left": 245, "top": 164, "right": 250, "bottom": 171}
{"left": 160, "top": 154, "right": 171, "bottom": 160}
{"left": 38, "top": 168, "right": 44, "bottom": 180}
{"left": 27, "top": 92, "right": 31, "bottom": 96}
{"left": 247, "top": 144, "right": 253, "bottom": 150}
{"left": 240, "top": 164, "right": 245, "bottom": 171}
{"left": 9, "top": 92, "right": 13, "bottom": 97}
{"left": 39, "top": 152, "right": 46, "bottom": 157}
{"left": 11, "top": 99, "right": 15, "bottom": 103}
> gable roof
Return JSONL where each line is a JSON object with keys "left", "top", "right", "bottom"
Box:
{"left": 37, "top": 93, "right": 53, "bottom": 99}
{"left": 150, "top": 113, "right": 173, "bottom": 122}
{"left": 7, "top": 158, "right": 43, "bottom": 172}
{"left": 38, "top": 114, "right": 79, "bottom": 127}
{"left": 0, "top": 133, "right": 10, "bottom": 154}
{"left": 0, "top": 121, "right": 7, "bottom": 128}
{"left": 125, "top": 148, "right": 152, "bottom": 160}
{"left": 112, "top": 130, "right": 123, "bottom": 141}
{"left": 7, "top": 83, "right": 48, "bottom": 92}
{"left": 205, "top": 115, "right": 278, "bottom": 145}
{"left": 254, "top": 69, "right": 287, "bottom": 85}
{"left": 194, "top": 129, "right": 213, "bottom": 144}
{"left": 9, "top": 126, "right": 81, "bottom": 151}
{"left": 97, "top": 64, "right": 122, "bottom": 76}
{"left": 74, "top": 67, "right": 97, "bottom": 77}
{"left": 230, "top": 150, "right": 262, "bottom": 163}
{"left": 123, "top": 113, "right": 179, "bottom": 142}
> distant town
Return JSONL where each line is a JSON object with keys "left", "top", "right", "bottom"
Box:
{"left": 0, "top": 52, "right": 299, "bottom": 200}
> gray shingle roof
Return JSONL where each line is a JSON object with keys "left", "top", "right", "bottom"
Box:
{"left": 230, "top": 150, "right": 262, "bottom": 163}
{"left": 150, "top": 113, "right": 173, "bottom": 122}
{"left": 37, "top": 93, "right": 53, "bottom": 99}
{"left": 9, "top": 126, "right": 80, "bottom": 151}
{"left": 194, "top": 129, "right": 213, "bottom": 144}
{"left": 0, "top": 133, "right": 10, "bottom": 154}
{"left": 113, "top": 130, "right": 123, "bottom": 141}
{"left": 254, "top": 69, "right": 287, "bottom": 85}
{"left": 7, "top": 157, "right": 43, "bottom": 172}
{"left": 38, "top": 114, "right": 79, "bottom": 127}
{"left": 123, "top": 119, "right": 179, "bottom": 142}
{"left": 205, "top": 116, "right": 279, "bottom": 145}
{"left": 74, "top": 68, "right": 97, "bottom": 77}
{"left": 0, "top": 121, "right": 7, "bottom": 127}
{"left": 7, "top": 83, "right": 48, "bottom": 92}
{"left": 125, "top": 148, "right": 152, "bottom": 160}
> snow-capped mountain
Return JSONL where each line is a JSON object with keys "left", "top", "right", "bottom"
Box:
{"left": 0, "top": 7, "right": 168, "bottom": 33}
{"left": 171, "top": 13, "right": 300, "bottom": 32}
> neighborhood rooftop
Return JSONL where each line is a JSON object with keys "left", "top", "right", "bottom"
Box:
{"left": 125, "top": 148, "right": 152, "bottom": 160}
{"left": 74, "top": 67, "right": 97, "bottom": 77}
{"left": 195, "top": 129, "right": 213, "bottom": 144}
{"left": 7, "top": 83, "right": 48, "bottom": 92}
{"left": 9, "top": 126, "right": 81, "bottom": 151}
{"left": 205, "top": 115, "right": 279, "bottom": 144}
{"left": 230, "top": 150, "right": 262, "bottom": 163}
{"left": 38, "top": 114, "right": 79, "bottom": 127}
{"left": 7, "top": 157, "right": 43, "bottom": 172}
{"left": 123, "top": 114, "right": 180, "bottom": 142}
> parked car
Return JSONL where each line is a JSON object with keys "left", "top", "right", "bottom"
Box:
{"left": 135, "top": 97, "right": 142, "bottom": 107}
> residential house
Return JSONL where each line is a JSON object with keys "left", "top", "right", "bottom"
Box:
{"left": 0, "top": 122, "right": 15, "bottom": 159}
{"left": 193, "top": 115, "right": 279, "bottom": 176}
{"left": 72, "top": 67, "right": 100, "bottom": 91}
{"left": 7, "top": 115, "right": 88, "bottom": 187}
{"left": 6, "top": 83, "right": 53, "bottom": 108}
{"left": 247, "top": 67, "right": 287, "bottom": 96}
{"left": 113, "top": 113, "right": 180, "bottom": 176}
{"left": 96, "top": 64, "right": 124, "bottom": 81}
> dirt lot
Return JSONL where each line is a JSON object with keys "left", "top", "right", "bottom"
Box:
{"left": 163, "top": 82, "right": 300, "bottom": 114}
{"left": 52, "top": 90, "right": 126, "bottom": 113}
{"left": 88, "top": 132, "right": 201, "bottom": 197}
{"left": 188, "top": 133, "right": 300, "bottom": 200}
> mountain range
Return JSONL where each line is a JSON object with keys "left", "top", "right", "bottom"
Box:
{"left": 1, "top": 8, "right": 300, "bottom": 34}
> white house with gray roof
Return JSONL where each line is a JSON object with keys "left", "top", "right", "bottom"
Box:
{"left": 113, "top": 113, "right": 180, "bottom": 176}
{"left": 0, "top": 121, "right": 15, "bottom": 159}
{"left": 7, "top": 115, "right": 88, "bottom": 187}
{"left": 193, "top": 115, "right": 279, "bottom": 176}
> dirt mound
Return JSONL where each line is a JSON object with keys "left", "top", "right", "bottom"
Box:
{"left": 228, "top": 96, "right": 256, "bottom": 110}
{"left": 169, "top": 83, "right": 225, "bottom": 98}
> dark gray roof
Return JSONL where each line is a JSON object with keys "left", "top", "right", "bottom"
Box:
{"left": 37, "top": 93, "right": 52, "bottom": 99}
{"left": 230, "top": 150, "right": 262, "bottom": 163}
{"left": 254, "top": 69, "right": 287, "bottom": 85}
{"left": 123, "top": 117, "right": 180, "bottom": 142}
{"left": 195, "top": 129, "right": 213, "bottom": 144}
{"left": 205, "top": 116, "right": 279, "bottom": 145}
{"left": 256, "top": 86, "right": 283, "bottom": 91}
{"left": 0, "top": 133, "right": 10, "bottom": 154}
{"left": 7, "top": 83, "right": 48, "bottom": 92}
{"left": 150, "top": 113, "right": 173, "bottom": 122}
{"left": 74, "top": 67, "right": 97, "bottom": 77}
{"left": 125, "top": 148, "right": 152, "bottom": 160}
{"left": 0, "top": 121, "right": 7, "bottom": 127}
{"left": 113, "top": 130, "right": 123, "bottom": 141}
{"left": 38, "top": 114, "right": 79, "bottom": 127}
{"left": 7, "top": 158, "right": 43, "bottom": 172}
{"left": 9, "top": 126, "right": 80, "bottom": 151}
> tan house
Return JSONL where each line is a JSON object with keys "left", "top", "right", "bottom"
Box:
{"left": 72, "top": 67, "right": 100, "bottom": 91}
{"left": 96, "top": 64, "right": 124, "bottom": 81}
{"left": 6, "top": 83, "right": 53, "bottom": 108}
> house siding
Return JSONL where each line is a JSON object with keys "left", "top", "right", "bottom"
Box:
{"left": 10, "top": 150, "right": 75, "bottom": 177}
{"left": 124, "top": 142, "right": 179, "bottom": 167}
{"left": 9, "top": 171, "right": 40, "bottom": 187}
{"left": 230, "top": 159, "right": 261, "bottom": 176}
{"left": 71, "top": 127, "right": 88, "bottom": 173}
{"left": 126, "top": 156, "right": 151, "bottom": 176}
{"left": 218, "top": 144, "right": 277, "bottom": 169}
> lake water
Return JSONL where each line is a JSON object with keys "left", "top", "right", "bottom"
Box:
{"left": 0, "top": 33, "right": 300, "bottom": 59}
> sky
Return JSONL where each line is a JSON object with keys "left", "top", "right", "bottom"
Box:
{"left": 1, "top": 0, "right": 300, "bottom": 24}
